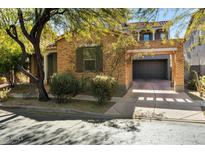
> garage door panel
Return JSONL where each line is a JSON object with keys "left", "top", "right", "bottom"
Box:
{"left": 133, "top": 60, "right": 167, "bottom": 79}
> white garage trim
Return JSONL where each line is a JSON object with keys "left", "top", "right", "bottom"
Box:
{"left": 127, "top": 48, "right": 177, "bottom": 53}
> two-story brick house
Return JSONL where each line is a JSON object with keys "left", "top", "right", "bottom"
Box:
{"left": 30, "top": 21, "right": 184, "bottom": 92}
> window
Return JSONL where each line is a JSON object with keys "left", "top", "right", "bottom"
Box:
{"left": 143, "top": 33, "right": 150, "bottom": 41}
{"left": 160, "top": 33, "right": 166, "bottom": 40}
{"left": 83, "top": 47, "right": 96, "bottom": 71}
{"left": 76, "top": 46, "right": 103, "bottom": 72}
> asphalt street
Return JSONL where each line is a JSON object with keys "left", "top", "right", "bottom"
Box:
{"left": 0, "top": 108, "right": 205, "bottom": 144}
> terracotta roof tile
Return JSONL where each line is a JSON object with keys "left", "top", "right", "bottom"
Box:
{"left": 46, "top": 43, "right": 57, "bottom": 49}
{"left": 124, "top": 21, "right": 169, "bottom": 29}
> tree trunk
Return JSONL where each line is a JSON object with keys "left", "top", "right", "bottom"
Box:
{"left": 11, "top": 70, "right": 15, "bottom": 87}
{"left": 6, "top": 71, "right": 15, "bottom": 88}
{"left": 37, "top": 78, "right": 49, "bottom": 101}
{"left": 34, "top": 43, "right": 49, "bottom": 101}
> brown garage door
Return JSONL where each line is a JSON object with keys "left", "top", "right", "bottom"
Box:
{"left": 133, "top": 59, "right": 168, "bottom": 79}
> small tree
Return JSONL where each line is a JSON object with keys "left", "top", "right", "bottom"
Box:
{"left": 0, "top": 47, "right": 25, "bottom": 87}
{"left": 0, "top": 8, "right": 130, "bottom": 101}
{"left": 105, "top": 34, "right": 138, "bottom": 78}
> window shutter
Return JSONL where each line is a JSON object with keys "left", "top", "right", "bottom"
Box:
{"left": 76, "top": 48, "right": 84, "bottom": 72}
{"left": 140, "top": 33, "right": 143, "bottom": 41}
{"left": 96, "top": 46, "right": 103, "bottom": 72}
{"left": 149, "top": 33, "right": 153, "bottom": 40}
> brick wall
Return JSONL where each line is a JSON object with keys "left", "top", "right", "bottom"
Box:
{"left": 125, "top": 39, "right": 184, "bottom": 91}
{"left": 174, "top": 44, "right": 185, "bottom": 91}
{"left": 42, "top": 36, "right": 184, "bottom": 92}
{"left": 133, "top": 39, "right": 183, "bottom": 49}
{"left": 56, "top": 34, "right": 126, "bottom": 87}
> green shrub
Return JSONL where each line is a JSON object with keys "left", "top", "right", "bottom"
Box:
{"left": 191, "top": 71, "right": 205, "bottom": 97}
{"left": 91, "top": 75, "right": 117, "bottom": 104}
{"left": 0, "top": 77, "right": 7, "bottom": 84}
{"left": 201, "top": 76, "right": 205, "bottom": 84}
{"left": 79, "top": 76, "right": 91, "bottom": 92}
{"left": 49, "top": 73, "right": 80, "bottom": 102}
{"left": 0, "top": 88, "right": 10, "bottom": 102}
{"left": 188, "top": 79, "right": 197, "bottom": 90}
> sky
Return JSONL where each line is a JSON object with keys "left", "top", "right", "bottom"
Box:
{"left": 130, "top": 8, "right": 196, "bottom": 38}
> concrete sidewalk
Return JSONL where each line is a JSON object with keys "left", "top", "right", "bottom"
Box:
{"left": 133, "top": 101, "right": 205, "bottom": 123}
{"left": 0, "top": 83, "right": 9, "bottom": 90}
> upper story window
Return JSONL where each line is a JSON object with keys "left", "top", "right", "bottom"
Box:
{"left": 143, "top": 33, "right": 151, "bottom": 41}
{"left": 143, "top": 34, "right": 150, "bottom": 41}
{"left": 160, "top": 33, "right": 166, "bottom": 40}
{"left": 76, "top": 46, "right": 103, "bottom": 72}
{"left": 155, "top": 29, "right": 168, "bottom": 40}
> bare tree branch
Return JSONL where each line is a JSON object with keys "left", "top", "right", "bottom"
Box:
{"left": 17, "top": 65, "right": 38, "bottom": 82}
{"left": 6, "top": 26, "right": 27, "bottom": 67}
{"left": 17, "top": 8, "right": 32, "bottom": 42}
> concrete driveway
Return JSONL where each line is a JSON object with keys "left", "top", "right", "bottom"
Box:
{"left": 126, "top": 79, "right": 191, "bottom": 102}
{"left": 106, "top": 80, "right": 205, "bottom": 123}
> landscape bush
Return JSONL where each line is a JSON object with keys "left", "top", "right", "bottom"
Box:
{"left": 191, "top": 71, "right": 205, "bottom": 97}
{"left": 188, "top": 70, "right": 199, "bottom": 90}
{"left": 91, "top": 75, "right": 117, "bottom": 104}
{"left": 201, "top": 76, "right": 205, "bottom": 84}
{"left": 79, "top": 76, "right": 91, "bottom": 92}
{"left": 0, "top": 88, "right": 10, "bottom": 102}
{"left": 0, "top": 77, "right": 7, "bottom": 84}
{"left": 187, "top": 79, "right": 197, "bottom": 90}
{"left": 49, "top": 73, "right": 80, "bottom": 102}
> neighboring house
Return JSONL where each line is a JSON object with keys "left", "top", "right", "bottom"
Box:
{"left": 184, "top": 16, "right": 205, "bottom": 80}
{"left": 30, "top": 21, "right": 185, "bottom": 92}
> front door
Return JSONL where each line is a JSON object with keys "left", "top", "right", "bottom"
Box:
{"left": 47, "top": 53, "right": 57, "bottom": 82}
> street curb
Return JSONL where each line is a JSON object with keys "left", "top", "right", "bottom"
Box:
{"left": 0, "top": 104, "right": 130, "bottom": 120}
{"left": 9, "top": 93, "right": 122, "bottom": 103}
